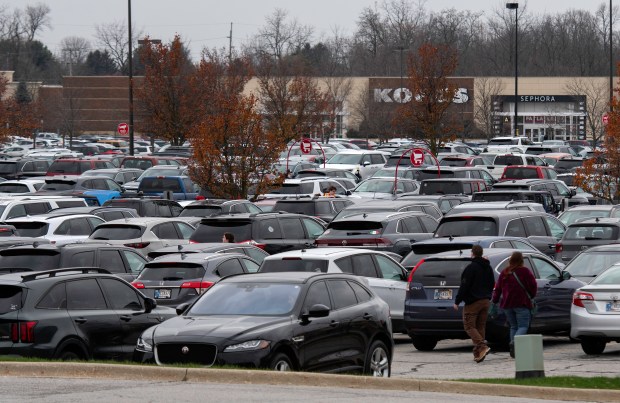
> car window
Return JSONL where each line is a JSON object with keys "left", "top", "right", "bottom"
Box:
{"left": 25, "top": 203, "right": 50, "bottom": 216}
{"left": 6, "top": 205, "right": 26, "bottom": 219}
{"left": 101, "top": 211, "right": 124, "bottom": 221}
{"left": 348, "top": 280, "right": 372, "bottom": 303}
{"left": 327, "top": 279, "right": 358, "bottom": 309}
{"left": 99, "top": 278, "right": 142, "bottom": 311}
{"left": 491, "top": 240, "right": 512, "bottom": 248}
{"left": 106, "top": 179, "right": 122, "bottom": 191}
{"left": 303, "top": 280, "right": 331, "bottom": 311}
{"left": 246, "top": 204, "right": 262, "bottom": 214}
{"left": 334, "top": 256, "right": 353, "bottom": 273}
{"left": 374, "top": 255, "right": 404, "bottom": 281}
{"left": 240, "top": 257, "right": 260, "bottom": 273}
{"left": 302, "top": 218, "right": 324, "bottom": 239}
{"left": 352, "top": 254, "right": 378, "bottom": 277}
{"left": 244, "top": 248, "right": 267, "bottom": 264}
{"left": 523, "top": 216, "right": 548, "bottom": 236}
{"left": 370, "top": 154, "right": 384, "bottom": 164}
{"left": 401, "top": 217, "right": 423, "bottom": 233}
{"left": 157, "top": 203, "right": 172, "bottom": 217}
{"left": 419, "top": 216, "right": 438, "bottom": 232}
{"left": 68, "top": 218, "right": 93, "bottom": 236}
{"left": 505, "top": 219, "right": 527, "bottom": 237}
{"left": 100, "top": 250, "right": 126, "bottom": 273}
{"left": 216, "top": 258, "right": 246, "bottom": 277}
{"left": 152, "top": 222, "right": 179, "bottom": 239}
{"left": 68, "top": 251, "right": 95, "bottom": 266}
{"left": 531, "top": 256, "right": 560, "bottom": 280}
{"left": 122, "top": 250, "right": 146, "bottom": 274}
{"left": 36, "top": 283, "right": 67, "bottom": 309}
{"left": 258, "top": 218, "right": 282, "bottom": 239}
{"left": 66, "top": 279, "right": 107, "bottom": 310}
{"left": 175, "top": 222, "right": 195, "bottom": 239}
{"left": 512, "top": 240, "right": 537, "bottom": 250}
{"left": 280, "top": 218, "right": 305, "bottom": 238}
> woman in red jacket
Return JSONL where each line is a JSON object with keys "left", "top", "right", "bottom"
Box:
{"left": 492, "top": 251, "right": 537, "bottom": 357}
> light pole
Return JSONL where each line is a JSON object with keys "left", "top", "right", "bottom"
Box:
{"left": 128, "top": 0, "right": 134, "bottom": 156}
{"left": 506, "top": 2, "right": 519, "bottom": 137}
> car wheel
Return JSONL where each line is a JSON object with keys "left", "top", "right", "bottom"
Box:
{"left": 365, "top": 340, "right": 390, "bottom": 378}
{"left": 580, "top": 338, "right": 606, "bottom": 355}
{"left": 57, "top": 350, "right": 82, "bottom": 361}
{"left": 270, "top": 352, "right": 293, "bottom": 371}
{"left": 411, "top": 336, "right": 437, "bottom": 351}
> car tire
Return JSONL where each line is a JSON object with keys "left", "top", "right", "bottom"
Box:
{"left": 411, "top": 336, "right": 438, "bottom": 351}
{"left": 270, "top": 352, "right": 293, "bottom": 371}
{"left": 57, "top": 350, "right": 82, "bottom": 361}
{"left": 364, "top": 340, "right": 391, "bottom": 377}
{"left": 580, "top": 338, "right": 606, "bottom": 355}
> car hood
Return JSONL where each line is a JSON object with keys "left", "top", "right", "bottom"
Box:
{"left": 152, "top": 314, "right": 292, "bottom": 342}
{"left": 324, "top": 163, "right": 359, "bottom": 170}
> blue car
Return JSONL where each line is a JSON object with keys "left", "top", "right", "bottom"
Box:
{"left": 36, "top": 175, "right": 123, "bottom": 206}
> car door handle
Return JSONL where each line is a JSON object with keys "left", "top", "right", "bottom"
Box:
{"left": 120, "top": 315, "right": 132, "bottom": 322}
{"left": 548, "top": 244, "right": 556, "bottom": 249}
{"left": 544, "top": 284, "right": 552, "bottom": 290}
{"left": 74, "top": 318, "right": 87, "bottom": 324}
{"left": 329, "top": 320, "right": 339, "bottom": 327}
{"left": 363, "top": 313, "right": 373, "bottom": 320}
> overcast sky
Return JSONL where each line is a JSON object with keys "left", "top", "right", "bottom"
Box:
{"left": 35, "top": 0, "right": 611, "bottom": 60}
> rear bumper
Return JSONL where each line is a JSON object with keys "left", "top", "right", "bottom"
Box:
{"left": 570, "top": 308, "right": 620, "bottom": 339}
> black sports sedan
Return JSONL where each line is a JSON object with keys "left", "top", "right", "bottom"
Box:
{"left": 134, "top": 272, "right": 393, "bottom": 376}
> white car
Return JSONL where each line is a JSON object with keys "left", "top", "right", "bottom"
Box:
{"left": 324, "top": 150, "right": 387, "bottom": 180}
{"left": 0, "top": 145, "right": 31, "bottom": 158}
{"left": 262, "top": 178, "right": 349, "bottom": 199}
{"left": 0, "top": 179, "right": 46, "bottom": 195}
{"left": 6, "top": 213, "right": 105, "bottom": 245}
{"left": 258, "top": 247, "right": 409, "bottom": 332}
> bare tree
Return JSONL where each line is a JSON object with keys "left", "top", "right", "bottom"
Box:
{"left": 59, "top": 36, "right": 91, "bottom": 75}
{"left": 474, "top": 77, "right": 503, "bottom": 140}
{"left": 257, "top": 9, "right": 313, "bottom": 59}
{"left": 321, "top": 76, "right": 353, "bottom": 141}
{"left": 95, "top": 20, "right": 142, "bottom": 73}
{"left": 349, "top": 81, "right": 394, "bottom": 143}
{"left": 23, "top": 3, "right": 51, "bottom": 41}
{"left": 565, "top": 77, "right": 609, "bottom": 146}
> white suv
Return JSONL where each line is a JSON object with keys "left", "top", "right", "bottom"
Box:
{"left": 6, "top": 213, "right": 105, "bottom": 245}
{"left": 324, "top": 150, "right": 387, "bottom": 179}
{"left": 263, "top": 178, "right": 349, "bottom": 199}
{"left": 0, "top": 196, "right": 88, "bottom": 221}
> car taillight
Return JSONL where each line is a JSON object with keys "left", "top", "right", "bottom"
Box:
{"left": 189, "top": 239, "right": 200, "bottom": 244}
{"left": 124, "top": 242, "right": 150, "bottom": 249}
{"left": 180, "top": 281, "right": 214, "bottom": 293}
{"left": 374, "top": 238, "right": 392, "bottom": 246}
{"left": 555, "top": 243, "right": 563, "bottom": 253}
{"left": 572, "top": 291, "right": 594, "bottom": 307}
{"left": 132, "top": 282, "right": 145, "bottom": 289}
{"left": 408, "top": 259, "right": 425, "bottom": 283}
{"left": 10, "top": 321, "right": 37, "bottom": 343}
{"left": 239, "top": 240, "right": 266, "bottom": 249}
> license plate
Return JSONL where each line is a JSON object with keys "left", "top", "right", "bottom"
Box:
{"left": 434, "top": 289, "right": 452, "bottom": 300}
{"left": 154, "top": 289, "right": 171, "bottom": 299}
{"left": 606, "top": 302, "right": 620, "bottom": 312}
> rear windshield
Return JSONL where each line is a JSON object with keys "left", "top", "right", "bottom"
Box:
{"left": 503, "top": 167, "right": 539, "bottom": 179}
{"left": 140, "top": 178, "right": 182, "bottom": 192}
{"left": 179, "top": 206, "right": 222, "bottom": 217}
{"left": 90, "top": 225, "right": 144, "bottom": 240}
{"left": 324, "top": 221, "right": 384, "bottom": 236}
{"left": 564, "top": 225, "right": 618, "bottom": 241}
{"left": 269, "top": 183, "right": 314, "bottom": 195}
{"left": 138, "top": 263, "right": 206, "bottom": 281}
{"left": 273, "top": 202, "right": 315, "bottom": 215}
{"left": 489, "top": 139, "right": 518, "bottom": 145}
{"left": 296, "top": 171, "right": 326, "bottom": 178}
{"left": 9, "top": 222, "right": 49, "bottom": 237}
{"left": 411, "top": 259, "right": 471, "bottom": 286}
{"left": 421, "top": 182, "right": 465, "bottom": 195}
{"left": 48, "top": 161, "right": 79, "bottom": 174}
{"left": 0, "top": 285, "right": 23, "bottom": 314}
{"left": 0, "top": 163, "right": 17, "bottom": 174}
{"left": 401, "top": 244, "right": 474, "bottom": 268}
{"left": 123, "top": 159, "right": 153, "bottom": 169}
{"left": 0, "top": 250, "right": 60, "bottom": 271}
{"left": 40, "top": 181, "right": 75, "bottom": 191}
{"left": 494, "top": 155, "right": 523, "bottom": 166}
{"left": 435, "top": 218, "right": 498, "bottom": 237}
{"left": 0, "top": 184, "right": 29, "bottom": 193}
{"left": 473, "top": 193, "right": 531, "bottom": 202}
{"left": 418, "top": 170, "right": 454, "bottom": 180}
{"left": 440, "top": 159, "right": 467, "bottom": 167}
{"left": 260, "top": 259, "right": 329, "bottom": 273}
{"left": 192, "top": 220, "right": 253, "bottom": 243}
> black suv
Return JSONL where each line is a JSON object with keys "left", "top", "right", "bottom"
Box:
{"left": 316, "top": 211, "right": 438, "bottom": 257}
{"left": 273, "top": 197, "right": 354, "bottom": 223}
{"left": 190, "top": 212, "right": 326, "bottom": 255}
{"left": 102, "top": 198, "right": 183, "bottom": 217}
{"left": 434, "top": 210, "right": 566, "bottom": 259}
{"left": 0, "top": 268, "right": 175, "bottom": 360}
{"left": 0, "top": 243, "right": 148, "bottom": 282}
{"left": 492, "top": 179, "right": 588, "bottom": 209}
{"left": 179, "top": 199, "right": 263, "bottom": 217}
{"left": 472, "top": 190, "right": 560, "bottom": 215}
{"left": 0, "top": 159, "right": 52, "bottom": 180}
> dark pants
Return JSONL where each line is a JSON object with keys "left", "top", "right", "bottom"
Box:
{"left": 463, "top": 299, "right": 490, "bottom": 357}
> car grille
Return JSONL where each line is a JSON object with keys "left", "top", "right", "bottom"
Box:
{"left": 155, "top": 343, "right": 217, "bottom": 366}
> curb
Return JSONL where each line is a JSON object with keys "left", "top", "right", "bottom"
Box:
{"left": 1, "top": 362, "right": 619, "bottom": 402}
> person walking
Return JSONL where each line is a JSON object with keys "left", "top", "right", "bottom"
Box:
{"left": 222, "top": 232, "right": 235, "bottom": 243}
{"left": 492, "top": 251, "right": 537, "bottom": 358}
{"left": 453, "top": 245, "right": 496, "bottom": 363}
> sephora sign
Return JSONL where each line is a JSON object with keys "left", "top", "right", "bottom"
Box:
{"left": 373, "top": 87, "right": 470, "bottom": 104}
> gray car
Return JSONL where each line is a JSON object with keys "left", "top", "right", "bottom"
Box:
{"left": 556, "top": 218, "right": 620, "bottom": 263}
{"left": 562, "top": 244, "right": 620, "bottom": 283}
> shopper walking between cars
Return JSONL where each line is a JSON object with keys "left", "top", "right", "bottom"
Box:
{"left": 453, "top": 245, "right": 495, "bottom": 363}
{"left": 492, "top": 251, "right": 537, "bottom": 358}
{"left": 222, "top": 232, "right": 235, "bottom": 243}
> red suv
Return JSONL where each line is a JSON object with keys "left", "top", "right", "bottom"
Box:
{"left": 500, "top": 165, "right": 557, "bottom": 181}
{"left": 46, "top": 159, "right": 115, "bottom": 176}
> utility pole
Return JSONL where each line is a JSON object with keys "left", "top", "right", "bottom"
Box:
{"left": 128, "top": 0, "right": 135, "bottom": 156}
{"left": 227, "top": 22, "right": 233, "bottom": 63}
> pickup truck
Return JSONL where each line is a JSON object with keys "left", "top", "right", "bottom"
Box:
{"left": 485, "top": 153, "right": 548, "bottom": 179}
{"left": 485, "top": 136, "right": 535, "bottom": 154}
{"left": 137, "top": 175, "right": 200, "bottom": 200}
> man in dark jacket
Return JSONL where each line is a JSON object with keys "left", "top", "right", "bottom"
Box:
{"left": 453, "top": 245, "right": 495, "bottom": 363}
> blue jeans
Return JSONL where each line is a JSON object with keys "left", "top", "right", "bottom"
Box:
{"left": 503, "top": 307, "right": 531, "bottom": 343}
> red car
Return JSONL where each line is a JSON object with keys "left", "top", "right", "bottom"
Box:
{"left": 500, "top": 165, "right": 558, "bottom": 181}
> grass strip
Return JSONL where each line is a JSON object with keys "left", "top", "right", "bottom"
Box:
{"left": 461, "top": 376, "right": 620, "bottom": 390}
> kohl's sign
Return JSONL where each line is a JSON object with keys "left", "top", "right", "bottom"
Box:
{"left": 373, "top": 87, "right": 469, "bottom": 104}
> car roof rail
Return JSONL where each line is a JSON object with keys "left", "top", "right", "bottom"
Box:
{"left": 21, "top": 267, "right": 111, "bottom": 281}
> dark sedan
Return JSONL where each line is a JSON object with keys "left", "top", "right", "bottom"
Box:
{"left": 134, "top": 272, "right": 393, "bottom": 376}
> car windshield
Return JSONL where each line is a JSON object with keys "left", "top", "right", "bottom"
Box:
{"left": 0, "top": 250, "right": 60, "bottom": 271}
{"left": 327, "top": 154, "right": 362, "bottom": 164}
{"left": 421, "top": 181, "right": 465, "bottom": 195}
{"left": 90, "top": 225, "right": 144, "bottom": 240}
{"left": 589, "top": 265, "right": 620, "bottom": 285}
{"left": 138, "top": 263, "right": 206, "bottom": 281}
{"left": 188, "top": 282, "right": 301, "bottom": 315}
{"left": 563, "top": 225, "right": 617, "bottom": 241}
{"left": 193, "top": 221, "right": 253, "bottom": 243}
{"left": 435, "top": 218, "right": 498, "bottom": 237}
{"left": 40, "top": 181, "right": 75, "bottom": 191}
{"left": 564, "top": 251, "right": 620, "bottom": 278}
{"left": 273, "top": 202, "right": 315, "bottom": 215}
{"left": 493, "top": 155, "right": 523, "bottom": 165}
{"left": 8, "top": 222, "right": 48, "bottom": 237}
{"left": 503, "top": 167, "right": 539, "bottom": 179}
{"left": 559, "top": 210, "right": 610, "bottom": 226}
{"left": 260, "top": 259, "right": 329, "bottom": 273}
{"left": 324, "top": 221, "right": 384, "bottom": 236}
{"left": 268, "top": 183, "right": 314, "bottom": 195}
{"left": 354, "top": 180, "right": 393, "bottom": 193}
{"left": 0, "top": 163, "right": 17, "bottom": 174}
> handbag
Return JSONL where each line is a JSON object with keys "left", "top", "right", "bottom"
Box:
{"left": 512, "top": 272, "right": 538, "bottom": 315}
{"left": 488, "top": 302, "right": 499, "bottom": 319}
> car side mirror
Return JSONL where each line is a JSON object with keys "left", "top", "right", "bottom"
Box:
{"left": 144, "top": 297, "right": 157, "bottom": 313}
{"left": 346, "top": 190, "right": 352, "bottom": 196}
{"left": 561, "top": 271, "right": 572, "bottom": 281}
{"left": 176, "top": 302, "right": 190, "bottom": 315}
{"left": 301, "top": 304, "right": 330, "bottom": 323}
{"left": 570, "top": 188, "right": 576, "bottom": 197}
{"left": 363, "top": 161, "right": 371, "bottom": 166}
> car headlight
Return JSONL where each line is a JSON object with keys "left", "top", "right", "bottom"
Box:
{"left": 223, "top": 340, "right": 270, "bottom": 352}
{"left": 136, "top": 336, "right": 153, "bottom": 352}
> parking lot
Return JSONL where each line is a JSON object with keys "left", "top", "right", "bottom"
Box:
{"left": 391, "top": 334, "right": 620, "bottom": 379}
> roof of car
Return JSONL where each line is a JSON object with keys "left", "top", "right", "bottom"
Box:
{"left": 562, "top": 205, "right": 615, "bottom": 212}
{"left": 145, "top": 252, "right": 248, "bottom": 265}
{"left": 221, "top": 271, "right": 356, "bottom": 284}
{"left": 421, "top": 247, "right": 538, "bottom": 260}
{"left": 331, "top": 211, "right": 428, "bottom": 222}
{"left": 200, "top": 212, "right": 304, "bottom": 221}
{"left": 0, "top": 268, "right": 114, "bottom": 284}
{"left": 412, "top": 236, "right": 534, "bottom": 245}
{"left": 575, "top": 244, "right": 620, "bottom": 252}
{"left": 441, "top": 210, "right": 549, "bottom": 219}
{"left": 567, "top": 217, "right": 620, "bottom": 226}
{"left": 263, "top": 247, "right": 390, "bottom": 259}
{"left": 5, "top": 213, "right": 102, "bottom": 222}
{"left": 101, "top": 217, "right": 186, "bottom": 226}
